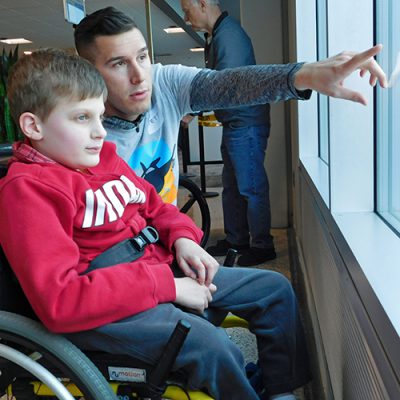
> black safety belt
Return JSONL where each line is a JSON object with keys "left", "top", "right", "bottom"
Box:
{"left": 83, "top": 226, "right": 159, "bottom": 274}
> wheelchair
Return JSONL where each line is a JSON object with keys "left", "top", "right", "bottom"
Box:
{"left": 0, "top": 144, "right": 247, "bottom": 399}
{"left": 0, "top": 248, "right": 216, "bottom": 400}
{"left": 0, "top": 244, "right": 245, "bottom": 400}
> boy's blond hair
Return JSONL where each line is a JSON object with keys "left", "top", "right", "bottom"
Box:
{"left": 8, "top": 48, "right": 107, "bottom": 123}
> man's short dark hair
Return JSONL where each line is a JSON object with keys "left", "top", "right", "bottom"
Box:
{"left": 74, "top": 7, "right": 138, "bottom": 58}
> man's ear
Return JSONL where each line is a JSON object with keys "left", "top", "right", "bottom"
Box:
{"left": 199, "top": 0, "right": 208, "bottom": 11}
{"left": 19, "top": 112, "right": 43, "bottom": 141}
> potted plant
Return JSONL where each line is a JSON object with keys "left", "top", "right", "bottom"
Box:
{"left": 0, "top": 46, "right": 20, "bottom": 145}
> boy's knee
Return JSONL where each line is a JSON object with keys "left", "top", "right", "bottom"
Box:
{"left": 258, "top": 270, "right": 294, "bottom": 294}
{"left": 196, "top": 326, "right": 243, "bottom": 364}
{"left": 275, "top": 272, "right": 294, "bottom": 293}
{"left": 253, "top": 270, "right": 297, "bottom": 309}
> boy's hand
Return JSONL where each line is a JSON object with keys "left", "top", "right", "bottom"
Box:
{"left": 174, "top": 237, "right": 219, "bottom": 286}
{"left": 174, "top": 277, "right": 217, "bottom": 313}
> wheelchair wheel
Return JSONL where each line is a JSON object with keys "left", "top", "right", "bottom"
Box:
{"left": 0, "top": 311, "right": 118, "bottom": 400}
{"left": 178, "top": 177, "right": 211, "bottom": 247}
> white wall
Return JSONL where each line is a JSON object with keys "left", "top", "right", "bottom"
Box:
{"left": 241, "top": 0, "right": 288, "bottom": 227}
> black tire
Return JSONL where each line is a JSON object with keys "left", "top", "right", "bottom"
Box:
{"left": 178, "top": 177, "right": 211, "bottom": 247}
{"left": 0, "top": 311, "right": 117, "bottom": 400}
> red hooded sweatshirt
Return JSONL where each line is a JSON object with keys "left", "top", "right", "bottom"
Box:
{"left": 0, "top": 142, "right": 202, "bottom": 333}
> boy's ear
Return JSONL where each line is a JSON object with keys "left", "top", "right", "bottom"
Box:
{"left": 19, "top": 112, "right": 44, "bottom": 140}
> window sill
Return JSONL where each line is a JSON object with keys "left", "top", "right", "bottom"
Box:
{"left": 300, "top": 156, "right": 329, "bottom": 206}
{"left": 333, "top": 211, "right": 400, "bottom": 336}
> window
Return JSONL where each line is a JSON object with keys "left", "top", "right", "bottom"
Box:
{"left": 376, "top": 0, "right": 400, "bottom": 234}
{"left": 316, "top": 0, "right": 329, "bottom": 165}
{"left": 295, "top": 0, "right": 400, "bottom": 333}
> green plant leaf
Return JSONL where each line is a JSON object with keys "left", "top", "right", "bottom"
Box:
{"left": 0, "top": 46, "right": 19, "bottom": 143}
{"left": 4, "top": 97, "right": 15, "bottom": 142}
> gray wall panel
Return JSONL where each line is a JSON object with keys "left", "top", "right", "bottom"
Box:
{"left": 295, "top": 167, "right": 395, "bottom": 400}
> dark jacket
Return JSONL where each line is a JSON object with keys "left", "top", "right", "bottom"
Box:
{"left": 205, "top": 12, "right": 270, "bottom": 128}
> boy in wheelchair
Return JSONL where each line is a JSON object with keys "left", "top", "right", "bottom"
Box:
{"left": 0, "top": 49, "right": 310, "bottom": 400}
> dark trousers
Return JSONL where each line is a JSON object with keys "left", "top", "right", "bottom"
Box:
{"left": 221, "top": 123, "right": 274, "bottom": 249}
{"left": 67, "top": 266, "right": 311, "bottom": 399}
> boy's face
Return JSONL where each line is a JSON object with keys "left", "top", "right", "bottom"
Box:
{"left": 90, "top": 28, "right": 152, "bottom": 122}
{"left": 33, "top": 96, "right": 106, "bottom": 170}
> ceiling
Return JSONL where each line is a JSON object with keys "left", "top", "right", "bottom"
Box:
{"left": 0, "top": 0, "right": 239, "bottom": 67}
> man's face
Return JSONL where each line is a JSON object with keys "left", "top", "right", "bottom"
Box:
{"left": 91, "top": 28, "right": 152, "bottom": 121}
{"left": 181, "top": 0, "right": 207, "bottom": 32}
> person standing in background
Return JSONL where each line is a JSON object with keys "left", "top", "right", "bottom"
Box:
{"left": 181, "top": 0, "right": 275, "bottom": 266}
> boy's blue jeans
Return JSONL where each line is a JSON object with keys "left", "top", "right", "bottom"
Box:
{"left": 67, "top": 267, "right": 311, "bottom": 399}
{"left": 221, "top": 123, "right": 274, "bottom": 248}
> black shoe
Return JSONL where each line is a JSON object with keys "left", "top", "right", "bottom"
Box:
{"left": 206, "top": 239, "right": 250, "bottom": 256}
{"left": 237, "top": 247, "right": 276, "bottom": 266}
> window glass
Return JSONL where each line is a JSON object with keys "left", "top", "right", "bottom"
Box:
{"left": 316, "top": 0, "right": 329, "bottom": 164}
{"left": 376, "top": 0, "right": 400, "bottom": 233}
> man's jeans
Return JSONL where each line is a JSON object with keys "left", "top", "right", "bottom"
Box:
{"left": 221, "top": 123, "right": 274, "bottom": 248}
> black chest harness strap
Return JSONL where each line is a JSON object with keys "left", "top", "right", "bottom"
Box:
{"left": 83, "top": 226, "right": 159, "bottom": 274}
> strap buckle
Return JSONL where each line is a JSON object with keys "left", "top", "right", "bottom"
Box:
{"left": 130, "top": 226, "right": 159, "bottom": 251}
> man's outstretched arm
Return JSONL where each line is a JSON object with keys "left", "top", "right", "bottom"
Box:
{"left": 190, "top": 44, "right": 387, "bottom": 111}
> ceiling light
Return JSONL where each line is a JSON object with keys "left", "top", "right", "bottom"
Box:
{"left": 190, "top": 47, "right": 204, "bottom": 52}
{"left": 164, "top": 26, "right": 185, "bottom": 34}
{"left": 0, "top": 38, "right": 32, "bottom": 45}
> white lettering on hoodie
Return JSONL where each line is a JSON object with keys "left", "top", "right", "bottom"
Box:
{"left": 82, "top": 175, "right": 146, "bottom": 228}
